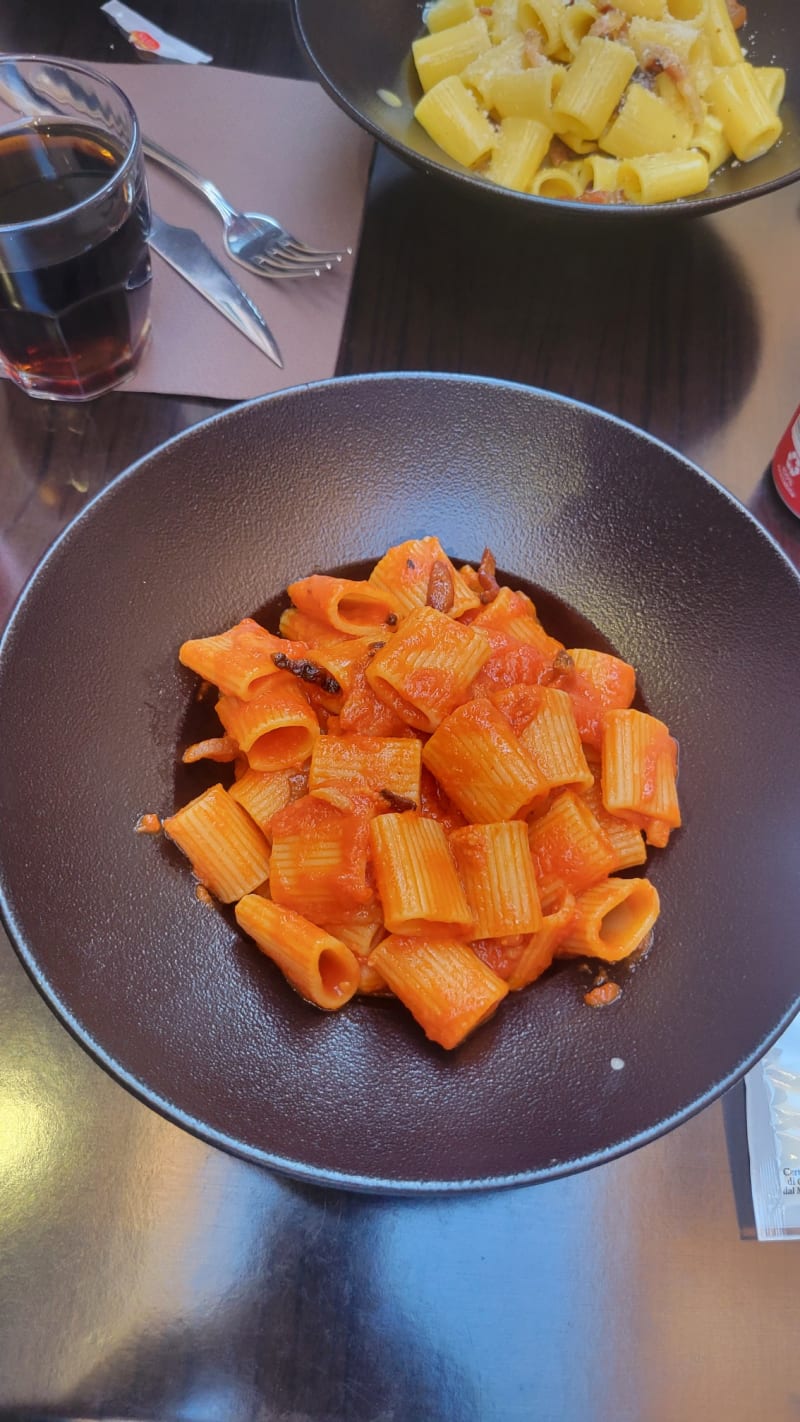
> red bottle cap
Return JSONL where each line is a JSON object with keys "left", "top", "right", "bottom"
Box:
{"left": 772, "top": 403, "right": 800, "bottom": 518}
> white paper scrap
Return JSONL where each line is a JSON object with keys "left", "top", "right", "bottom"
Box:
{"left": 101, "top": 2, "right": 212, "bottom": 63}
{"left": 746, "top": 1010, "right": 800, "bottom": 1240}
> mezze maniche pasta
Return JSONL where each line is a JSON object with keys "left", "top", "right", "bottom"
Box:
{"left": 147, "top": 538, "right": 680, "bottom": 1050}
{"left": 408, "top": 0, "right": 785, "bottom": 204}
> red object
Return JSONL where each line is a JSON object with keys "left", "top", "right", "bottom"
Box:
{"left": 772, "top": 403, "right": 800, "bottom": 517}
{"left": 130, "top": 29, "right": 160, "bottom": 52}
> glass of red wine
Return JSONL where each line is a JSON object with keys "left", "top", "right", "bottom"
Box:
{"left": 0, "top": 57, "right": 152, "bottom": 400}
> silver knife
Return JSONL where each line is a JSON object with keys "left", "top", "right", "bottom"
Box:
{"left": 148, "top": 213, "right": 283, "bottom": 369}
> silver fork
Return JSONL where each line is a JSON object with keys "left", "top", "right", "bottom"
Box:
{"left": 142, "top": 136, "right": 351, "bottom": 280}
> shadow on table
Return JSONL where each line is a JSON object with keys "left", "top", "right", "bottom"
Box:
{"left": 17, "top": 1180, "right": 481, "bottom": 1422}
{"left": 721, "top": 1082, "right": 757, "bottom": 1240}
{"left": 342, "top": 149, "right": 761, "bottom": 454}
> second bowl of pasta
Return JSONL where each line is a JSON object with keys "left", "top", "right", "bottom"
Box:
{"left": 292, "top": 0, "right": 799, "bottom": 213}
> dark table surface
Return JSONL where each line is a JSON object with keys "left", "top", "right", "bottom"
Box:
{"left": 1, "top": 3, "right": 799, "bottom": 1420}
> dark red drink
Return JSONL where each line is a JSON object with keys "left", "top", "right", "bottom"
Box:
{"left": 0, "top": 60, "right": 152, "bottom": 400}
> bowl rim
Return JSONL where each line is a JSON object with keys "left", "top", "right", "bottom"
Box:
{"left": 291, "top": 0, "right": 800, "bottom": 220}
{"left": 2, "top": 370, "right": 800, "bottom": 1194}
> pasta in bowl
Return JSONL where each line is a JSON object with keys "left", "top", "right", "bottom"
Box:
{"left": 292, "top": 0, "right": 799, "bottom": 214}
{"left": 158, "top": 538, "right": 679, "bottom": 1050}
{"left": 411, "top": 0, "right": 785, "bottom": 204}
{"left": 0, "top": 374, "right": 799, "bottom": 1190}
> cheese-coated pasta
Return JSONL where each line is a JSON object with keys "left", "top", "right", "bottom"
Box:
{"left": 619, "top": 150, "right": 709, "bottom": 203}
{"left": 412, "top": 15, "right": 492, "bottom": 92}
{"left": 603, "top": 83, "right": 693, "bottom": 159}
{"left": 530, "top": 162, "right": 589, "bottom": 199}
{"left": 551, "top": 37, "right": 637, "bottom": 142}
{"left": 489, "top": 116, "right": 551, "bottom": 191}
{"left": 405, "top": 0, "right": 784, "bottom": 204}
{"left": 707, "top": 64, "right": 783, "bottom": 162}
{"left": 424, "top": 0, "right": 476, "bottom": 32}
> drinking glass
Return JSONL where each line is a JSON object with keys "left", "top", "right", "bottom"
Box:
{"left": 0, "top": 56, "right": 152, "bottom": 400}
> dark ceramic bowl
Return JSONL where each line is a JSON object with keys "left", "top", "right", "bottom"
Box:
{"left": 292, "top": 0, "right": 799, "bottom": 217}
{"left": 1, "top": 374, "right": 799, "bottom": 1192}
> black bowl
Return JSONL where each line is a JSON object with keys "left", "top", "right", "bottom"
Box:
{"left": 292, "top": 0, "right": 800, "bottom": 217}
{"left": 1, "top": 373, "right": 799, "bottom": 1192}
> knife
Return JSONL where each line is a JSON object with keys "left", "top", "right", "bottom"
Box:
{"left": 148, "top": 213, "right": 283, "bottom": 369}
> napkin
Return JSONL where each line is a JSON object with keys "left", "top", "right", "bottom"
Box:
{"left": 92, "top": 63, "right": 374, "bottom": 400}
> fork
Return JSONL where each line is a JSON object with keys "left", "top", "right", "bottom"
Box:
{"left": 142, "top": 136, "right": 351, "bottom": 280}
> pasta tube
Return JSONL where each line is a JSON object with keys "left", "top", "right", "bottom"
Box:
{"left": 703, "top": 0, "right": 743, "bottom": 65}
{"left": 369, "top": 934, "right": 508, "bottom": 1049}
{"left": 583, "top": 154, "right": 624, "bottom": 193}
{"left": 557, "top": 877, "right": 660, "bottom": 962}
{"left": 286, "top": 575, "right": 398, "bottom": 637}
{"left": 518, "top": 687, "right": 593, "bottom": 792}
{"left": 309, "top": 734, "right": 422, "bottom": 806}
{"left": 489, "top": 116, "right": 551, "bottom": 192}
{"left": 216, "top": 671, "right": 320, "bottom": 771}
{"left": 528, "top": 788, "right": 617, "bottom": 909}
{"left": 235, "top": 895, "right": 360, "bottom": 1009}
{"left": 278, "top": 608, "right": 352, "bottom": 648}
{"left": 603, "top": 83, "right": 693, "bottom": 158}
{"left": 519, "top": 0, "right": 566, "bottom": 55}
{"left": 668, "top": 0, "right": 706, "bottom": 17}
{"left": 490, "top": 64, "right": 559, "bottom": 123}
{"left": 462, "top": 34, "right": 525, "bottom": 106}
{"left": 753, "top": 67, "right": 786, "bottom": 114}
{"left": 567, "top": 648, "right": 636, "bottom": 709}
{"left": 707, "top": 64, "right": 783, "bottom": 162}
{"left": 560, "top": 2, "right": 599, "bottom": 58}
{"left": 369, "top": 536, "right": 480, "bottom": 620}
{"left": 412, "top": 15, "right": 491, "bottom": 92}
{"left": 325, "top": 910, "right": 386, "bottom": 960}
{"left": 228, "top": 767, "right": 300, "bottom": 837}
{"left": 578, "top": 774, "right": 647, "bottom": 873}
{"left": 179, "top": 618, "right": 305, "bottom": 699}
{"left": 370, "top": 812, "right": 474, "bottom": 935}
{"left": 415, "top": 78, "right": 496, "bottom": 171}
{"left": 601, "top": 708, "right": 681, "bottom": 835}
{"left": 449, "top": 821, "right": 543, "bottom": 938}
{"left": 269, "top": 795, "right": 373, "bottom": 922}
{"left": 424, "top": 0, "right": 476, "bottom": 31}
{"left": 615, "top": 0, "right": 666, "bottom": 16}
{"left": 487, "top": 0, "right": 522, "bottom": 41}
{"left": 531, "top": 163, "right": 590, "bottom": 199}
{"left": 422, "top": 699, "right": 549, "bottom": 822}
{"left": 691, "top": 114, "right": 731, "bottom": 172}
{"left": 471, "top": 585, "right": 563, "bottom": 657}
{"left": 627, "top": 16, "right": 705, "bottom": 65}
{"left": 366, "top": 605, "right": 490, "bottom": 732}
{"left": 552, "top": 36, "right": 637, "bottom": 141}
{"left": 163, "top": 784, "right": 270, "bottom": 903}
{"left": 506, "top": 891, "right": 577, "bottom": 989}
{"left": 619, "top": 150, "right": 709, "bottom": 203}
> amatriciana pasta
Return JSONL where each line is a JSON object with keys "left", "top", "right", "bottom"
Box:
{"left": 151, "top": 537, "right": 680, "bottom": 1050}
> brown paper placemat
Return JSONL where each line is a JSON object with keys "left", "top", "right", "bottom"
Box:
{"left": 94, "top": 63, "right": 374, "bottom": 399}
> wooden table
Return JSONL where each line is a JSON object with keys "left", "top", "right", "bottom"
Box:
{"left": 1, "top": 4, "right": 799, "bottom": 1419}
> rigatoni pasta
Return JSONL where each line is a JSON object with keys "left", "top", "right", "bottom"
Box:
{"left": 408, "top": 0, "right": 785, "bottom": 204}
{"left": 235, "top": 896, "right": 360, "bottom": 1009}
{"left": 162, "top": 784, "right": 271, "bottom": 904}
{"left": 153, "top": 536, "right": 681, "bottom": 1049}
{"left": 370, "top": 812, "right": 475, "bottom": 935}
